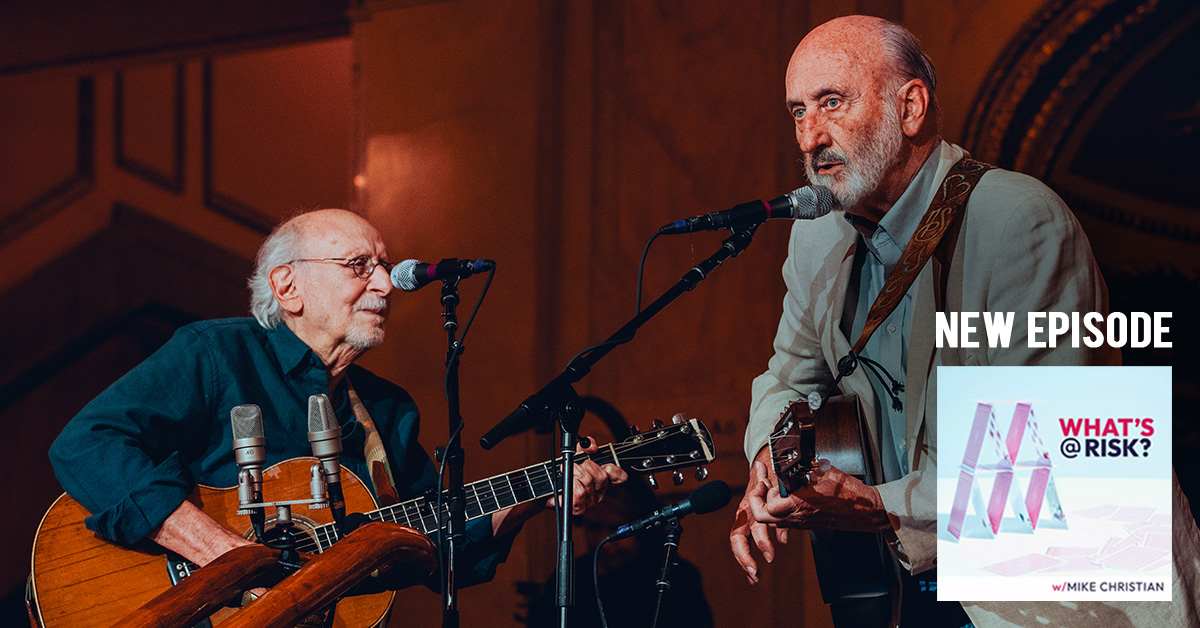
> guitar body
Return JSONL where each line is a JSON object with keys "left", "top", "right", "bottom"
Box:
{"left": 30, "top": 458, "right": 395, "bottom": 628}
{"left": 31, "top": 419, "right": 717, "bottom": 628}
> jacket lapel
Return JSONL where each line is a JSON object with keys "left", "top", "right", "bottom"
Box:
{"left": 820, "top": 221, "right": 882, "bottom": 471}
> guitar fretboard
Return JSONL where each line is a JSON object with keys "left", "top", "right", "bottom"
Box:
{"left": 294, "top": 447, "right": 617, "bottom": 554}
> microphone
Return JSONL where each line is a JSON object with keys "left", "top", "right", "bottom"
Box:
{"left": 307, "top": 394, "right": 346, "bottom": 533}
{"left": 657, "top": 186, "right": 835, "bottom": 235}
{"left": 231, "top": 404, "right": 267, "bottom": 536}
{"left": 232, "top": 404, "right": 265, "bottom": 513}
{"left": 608, "top": 480, "right": 732, "bottom": 541}
{"left": 390, "top": 258, "right": 495, "bottom": 292}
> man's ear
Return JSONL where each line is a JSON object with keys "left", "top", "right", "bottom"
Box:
{"left": 898, "top": 78, "right": 930, "bottom": 138}
{"left": 270, "top": 264, "right": 303, "bottom": 315}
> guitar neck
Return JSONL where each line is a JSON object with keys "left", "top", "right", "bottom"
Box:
{"left": 318, "top": 446, "right": 617, "bottom": 541}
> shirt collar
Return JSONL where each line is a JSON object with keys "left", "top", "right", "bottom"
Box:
{"left": 267, "top": 321, "right": 323, "bottom": 374}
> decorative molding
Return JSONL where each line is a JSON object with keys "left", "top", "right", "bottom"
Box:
{"left": 200, "top": 59, "right": 274, "bottom": 234}
{"left": 964, "top": 0, "right": 1197, "bottom": 171}
{"left": 1060, "top": 189, "right": 1200, "bottom": 244}
{"left": 0, "top": 202, "right": 251, "bottom": 410}
{"left": 115, "top": 64, "right": 186, "bottom": 194}
{"left": 0, "top": 77, "right": 95, "bottom": 247}
{"left": 963, "top": 0, "right": 1199, "bottom": 240}
{"left": 0, "top": 302, "right": 193, "bottom": 415}
{"left": 0, "top": 1, "right": 352, "bottom": 77}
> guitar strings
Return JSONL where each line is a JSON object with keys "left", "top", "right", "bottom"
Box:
{"left": 292, "top": 430, "right": 702, "bottom": 553}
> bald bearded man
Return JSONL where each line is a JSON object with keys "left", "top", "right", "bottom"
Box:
{"left": 728, "top": 15, "right": 1200, "bottom": 628}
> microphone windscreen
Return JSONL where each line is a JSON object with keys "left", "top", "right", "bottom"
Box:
{"left": 788, "top": 186, "right": 836, "bottom": 219}
{"left": 307, "top": 394, "right": 337, "bottom": 433}
{"left": 689, "top": 480, "right": 732, "bottom": 515}
{"left": 390, "top": 259, "right": 422, "bottom": 291}
{"left": 231, "top": 404, "right": 263, "bottom": 440}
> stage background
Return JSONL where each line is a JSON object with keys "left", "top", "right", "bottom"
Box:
{"left": 3, "top": 0, "right": 1197, "bottom": 626}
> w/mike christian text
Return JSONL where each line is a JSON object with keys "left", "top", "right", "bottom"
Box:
{"left": 934, "top": 311, "right": 1172, "bottom": 349}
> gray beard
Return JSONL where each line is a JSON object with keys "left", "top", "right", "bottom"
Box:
{"left": 806, "top": 100, "right": 904, "bottom": 213}
{"left": 345, "top": 328, "right": 384, "bottom": 351}
{"left": 346, "top": 296, "right": 388, "bottom": 350}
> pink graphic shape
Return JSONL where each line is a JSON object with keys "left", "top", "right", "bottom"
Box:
{"left": 946, "top": 402, "right": 1065, "bottom": 540}
{"left": 947, "top": 403, "right": 994, "bottom": 539}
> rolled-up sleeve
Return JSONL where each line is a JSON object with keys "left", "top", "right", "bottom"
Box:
{"left": 49, "top": 328, "right": 213, "bottom": 544}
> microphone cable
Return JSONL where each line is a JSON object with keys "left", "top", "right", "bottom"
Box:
{"left": 594, "top": 535, "right": 615, "bottom": 628}
{"left": 561, "top": 229, "right": 660, "bottom": 370}
{"left": 635, "top": 230, "right": 661, "bottom": 315}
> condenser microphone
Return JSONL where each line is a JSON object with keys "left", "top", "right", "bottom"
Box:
{"left": 607, "top": 480, "right": 732, "bottom": 541}
{"left": 232, "top": 404, "right": 265, "bottom": 509}
{"left": 307, "top": 393, "right": 346, "bottom": 533}
{"left": 657, "top": 186, "right": 835, "bottom": 235}
{"left": 231, "top": 403, "right": 267, "bottom": 535}
{"left": 390, "top": 258, "right": 495, "bottom": 292}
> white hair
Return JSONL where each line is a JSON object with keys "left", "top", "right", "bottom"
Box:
{"left": 878, "top": 21, "right": 940, "bottom": 128}
{"left": 248, "top": 215, "right": 307, "bottom": 329}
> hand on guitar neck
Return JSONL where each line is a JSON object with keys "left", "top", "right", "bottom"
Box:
{"left": 491, "top": 434, "right": 630, "bottom": 537}
{"left": 729, "top": 448, "right": 891, "bottom": 584}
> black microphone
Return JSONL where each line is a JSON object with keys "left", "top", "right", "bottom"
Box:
{"left": 307, "top": 394, "right": 346, "bottom": 533}
{"left": 390, "top": 258, "right": 495, "bottom": 292}
{"left": 657, "top": 186, "right": 835, "bottom": 235}
{"left": 608, "top": 480, "right": 732, "bottom": 541}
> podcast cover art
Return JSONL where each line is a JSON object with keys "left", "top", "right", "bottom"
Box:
{"left": 936, "top": 366, "right": 1172, "bottom": 602}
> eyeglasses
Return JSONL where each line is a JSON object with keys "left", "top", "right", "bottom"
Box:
{"left": 289, "top": 255, "right": 394, "bottom": 279}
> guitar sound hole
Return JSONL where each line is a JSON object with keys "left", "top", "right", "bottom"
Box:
{"left": 258, "top": 525, "right": 317, "bottom": 548}
{"left": 240, "top": 514, "right": 322, "bottom": 552}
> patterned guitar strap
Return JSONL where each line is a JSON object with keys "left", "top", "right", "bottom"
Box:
{"left": 346, "top": 382, "right": 401, "bottom": 507}
{"left": 834, "top": 157, "right": 993, "bottom": 393}
{"left": 832, "top": 157, "right": 992, "bottom": 628}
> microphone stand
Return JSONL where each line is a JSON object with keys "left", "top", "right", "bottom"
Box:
{"left": 441, "top": 276, "right": 466, "bottom": 628}
{"left": 480, "top": 224, "right": 761, "bottom": 628}
{"left": 554, "top": 390, "right": 584, "bottom": 628}
{"left": 650, "top": 519, "right": 684, "bottom": 628}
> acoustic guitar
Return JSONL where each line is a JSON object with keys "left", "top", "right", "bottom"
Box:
{"left": 768, "top": 394, "right": 897, "bottom": 628}
{"left": 31, "top": 418, "right": 715, "bottom": 628}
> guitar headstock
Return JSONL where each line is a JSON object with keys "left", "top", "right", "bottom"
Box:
{"left": 770, "top": 398, "right": 819, "bottom": 497}
{"left": 615, "top": 415, "right": 715, "bottom": 489}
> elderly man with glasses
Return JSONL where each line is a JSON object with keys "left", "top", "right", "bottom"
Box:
{"left": 49, "top": 208, "right": 626, "bottom": 609}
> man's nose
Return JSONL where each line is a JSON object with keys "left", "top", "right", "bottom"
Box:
{"left": 367, "top": 263, "right": 394, "bottom": 296}
{"left": 796, "top": 113, "right": 830, "bottom": 155}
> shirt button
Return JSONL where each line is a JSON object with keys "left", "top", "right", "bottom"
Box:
{"left": 900, "top": 441, "right": 908, "bottom": 450}
{"left": 886, "top": 323, "right": 897, "bottom": 334}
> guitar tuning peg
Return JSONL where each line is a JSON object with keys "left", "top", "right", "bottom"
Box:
{"left": 647, "top": 474, "right": 659, "bottom": 489}
{"left": 629, "top": 425, "right": 640, "bottom": 435}
{"left": 651, "top": 419, "right": 664, "bottom": 429}
{"left": 694, "top": 466, "right": 708, "bottom": 481}
{"left": 671, "top": 413, "right": 686, "bottom": 424}
{"left": 672, "top": 470, "right": 684, "bottom": 486}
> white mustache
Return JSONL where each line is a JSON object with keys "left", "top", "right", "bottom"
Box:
{"left": 355, "top": 296, "right": 389, "bottom": 315}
